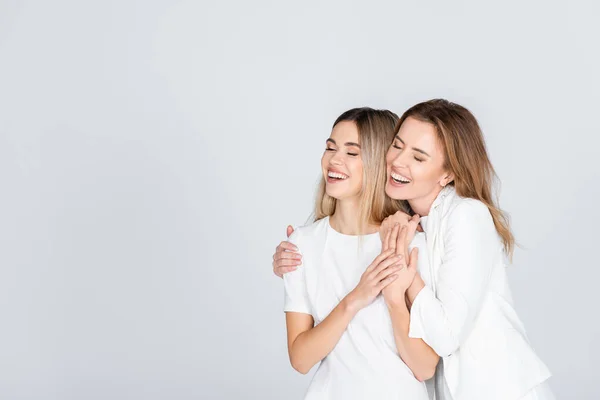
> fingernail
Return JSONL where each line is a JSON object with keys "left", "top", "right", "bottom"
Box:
{"left": 295, "top": 254, "right": 302, "bottom": 259}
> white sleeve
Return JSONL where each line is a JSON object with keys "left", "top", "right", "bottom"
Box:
{"left": 283, "top": 230, "right": 311, "bottom": 315}
{"left": 408, "top": 200, "right": 501, "bottom": 357}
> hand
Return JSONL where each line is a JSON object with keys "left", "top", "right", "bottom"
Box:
{"left": 380, "top": 211, "right": 421, "bottom": 245}
{"left": 346, "top": 250, "right": 404, "bottom": 312}
{"left": 272, "top": 225, "right": 302, "bottom": 278}
{"left": 381, "top": 223, "right": 420, "bottom": 307}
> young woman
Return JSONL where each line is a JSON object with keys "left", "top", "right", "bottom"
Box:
{"left": 274, "top": 100, "right": 554, "bottom": 400}
{"left": 281, "top": 107, "right": 436, "bottom": 399}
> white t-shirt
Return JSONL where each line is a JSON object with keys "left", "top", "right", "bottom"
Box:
{"left": 283, "top": 216, "right": 430, "bottom": 400}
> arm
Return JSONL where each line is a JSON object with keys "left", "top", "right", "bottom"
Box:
{"left": 382, "top": 223, "right": 439, "bottom": 381}
{"left": 284, "top": 243, "right": 402, "bottom": 374}
{"left": 388, "top": 300, "right": 439, "bottom": 381}
{"left": 285, "top": 298, "right": 358, "bottom": 374}
{"left": 406, "top": 201, "right": 500, "bottom": 357}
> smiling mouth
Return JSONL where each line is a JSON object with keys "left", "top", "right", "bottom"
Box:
{"left": 390, "top": 171, "right": 411, "bottom": 184}
{"left": 327, "top": 170, "right": 349, "bottom": 181}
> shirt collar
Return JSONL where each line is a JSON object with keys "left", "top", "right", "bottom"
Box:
{"left": 419, "top": 216, "right": 430, "bottom": 233}
{"left": 430, "top": 185, "right": 454, "bottom": 211}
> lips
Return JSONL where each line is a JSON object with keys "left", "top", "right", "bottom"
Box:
{"left": 328, "top": 171, "right": 348, "bottom": 180}
{"left": 390, "top": 171, "right": 411, "bottom": 184}
{"left": 326, "top": 168, "right": 349, "bottom": 184}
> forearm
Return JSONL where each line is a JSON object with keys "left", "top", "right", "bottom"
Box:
{"left": 289, "top": 297, "right": 358, "bottom": 374}
{"left": 388, "top": 300, "right": 439, "bottom": 382}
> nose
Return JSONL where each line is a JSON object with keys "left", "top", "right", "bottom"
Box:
{"left": 330, "top": 151, "right": 344, "bottom": 166}
{"left": 390, "top": 148, "right": 408, "bottom": 167}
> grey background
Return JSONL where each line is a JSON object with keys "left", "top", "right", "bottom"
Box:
{"left": 0, "top": 0, "right": 598, "bottom": 399}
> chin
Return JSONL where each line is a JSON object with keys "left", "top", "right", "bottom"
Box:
{"left": 385, "top": 186, "right": 411, "bottom": 201}
{"left": 325, "top": 188, "right": 343, "bottom": 199}
{"left": 326, "top": 187, "right": 359, "bottom": 200}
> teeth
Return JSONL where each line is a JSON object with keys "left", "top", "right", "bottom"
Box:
{"left": 328, "top": 171, "right": 348, "bottom": 179}
{"left": 391, "top": 172, "right": 411, "bottom": 183}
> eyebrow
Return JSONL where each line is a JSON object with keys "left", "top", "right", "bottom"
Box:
{"left": 395, "top": 136, "right": 430, "bottom": 157}
{"left": 327, "top": 138, "right": 361, "bottom": 148}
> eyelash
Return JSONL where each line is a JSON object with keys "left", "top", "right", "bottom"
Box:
{"left": 326, "top": 148, "right": 359, "bottom": 157}
{"left": 393, "top": 144, "right": 424, "bottom": 162}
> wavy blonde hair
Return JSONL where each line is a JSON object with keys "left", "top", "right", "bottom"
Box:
{"left": 396, "top": 99, "right": 515, "bottom": 257}
{"left": 314, "top": 107, "right": 407, "bottom": 235}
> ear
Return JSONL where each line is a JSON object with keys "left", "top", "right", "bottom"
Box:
{"left": 440, "top": 172, "right": 455, "bottom": 187}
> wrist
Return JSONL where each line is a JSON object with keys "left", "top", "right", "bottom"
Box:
{"left": 385, "top": 291, "right": 409, "bottom": 311}
{"left": 386, "top": 299, "right": 410, "bottom": 317}
{"left": 341, "top": 293, "right": 361, "bottom": 316}
{"left": 406, "top": 274, "right": 425, "bottom": 303}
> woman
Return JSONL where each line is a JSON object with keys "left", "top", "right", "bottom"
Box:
{"left": 274, "top": 100, "right": 553, "bottom": 400}
{"left": 281, "top": 107, "right": 437, "bottom": 399}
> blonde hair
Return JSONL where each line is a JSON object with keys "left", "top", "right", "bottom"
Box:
{"left": 314, "top": 107, "right": 407, "bottom": 235}
{"left": 396, "top": 99, "right": 515, "bottom": 257}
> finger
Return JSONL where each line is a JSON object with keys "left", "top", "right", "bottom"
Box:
{"left": 376, "top": 273, "right": 399, "bottom": 291}
{"left": 389, "top": 223, "right": 400, "bottom": 254}
{"left": 277, "top": 241, "right": 298, "bottom": 252}
{"left": 371, "top": 254, "right": 403, "bottom": 278}
{"left": 396, "top": 225, "right": 408, "bottom": 254}
{"left": 366, "top": 249, "right": 395, "bottom": 272}
{"left": 406, "top": 218, "right": 419, "bottom": 244}
{"left": 382, "top": 225, "right": 392, "bottom": 251}
{"left": 408, "top": 215, "right": 420, "bottom": 233}
{"left": 274, "top": 251, "right": 302, "bottom": 262}
{"left": 286, "top": 225, "right": 294, "bottom": 238}
{"left": 394, "top": 210, "right": 410, "bottom": 224}
{"left": 373, "top": 261, "right": 403, "bottom": 282}
{"left": 408, "top": 247, "right": 419, "bottom": 270}
{"left": 275, "top": 258, "right": 302, "bottom": 267}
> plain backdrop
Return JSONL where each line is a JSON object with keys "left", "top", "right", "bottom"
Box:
{"left": 1, "top": 1, "right": 598, "bottom": 399}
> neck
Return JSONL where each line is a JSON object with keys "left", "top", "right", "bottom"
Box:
{"left": 329, "top": 197, "right": 377, "bottom": 235}
{"left": 408, "top": 186, "right": 445, "bottom": 216}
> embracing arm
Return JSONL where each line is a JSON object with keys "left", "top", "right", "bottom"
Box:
{"left": 381, "top": 223, "right": 439, "bottom": 381}
{"left": 406, "top": 200, "right": 500, "bottom": 357}
{"left": 388, "top": 299, "right": 439, "bottom": 381}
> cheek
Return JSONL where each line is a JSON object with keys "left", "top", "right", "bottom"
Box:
{"left": 349, "top": 159, "right": 363, "bottom": 186}
{"left": 351, "top": 158, "right": 363, "bottom": 175}
{"left": 412, "top": 164, "right": 441, "bottom": 185}
{"left": 321, "top": 153, "right": 328, "bottom": 169}
{"left": 385, "top": 149, "right": 394, "bottom": 168}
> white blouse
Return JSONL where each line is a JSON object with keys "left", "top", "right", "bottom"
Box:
{"left": 409, "top": 187, "right": 551, "bottom": 400}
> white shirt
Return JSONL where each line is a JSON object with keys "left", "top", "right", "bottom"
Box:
{"left": 284, "top": 216, "right": 429, "bottom": 400}
{"left": 409, "top": 187, "right": 552, "bottom": 400}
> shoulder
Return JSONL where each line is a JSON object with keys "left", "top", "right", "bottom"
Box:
{"left": 443, "top": 195, "right": 496, "bottom": 237}
{"left": 447, "top": 197, "right": 492, "bottom": 222}
{"left": 289, "top": 217, "right": 329, "bottom": 247}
